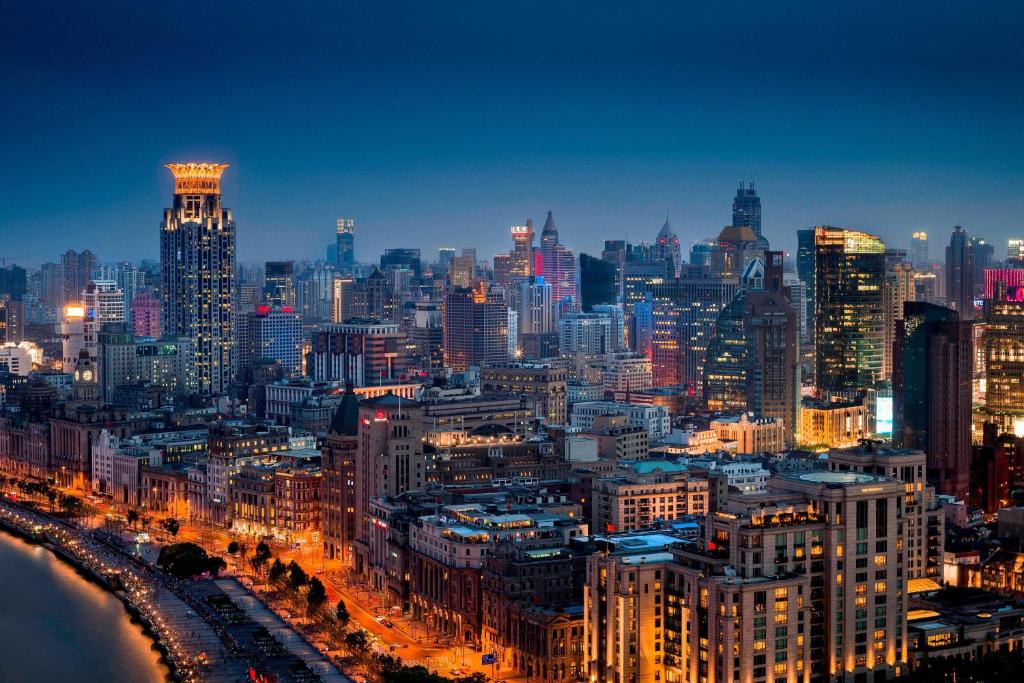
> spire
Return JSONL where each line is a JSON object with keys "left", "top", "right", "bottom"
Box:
{"left": 657, "top": 217, "right": 675, "bottom": 239}
{"left": 542, "top": 210, "right": 557, "bottom": 236}
{"left": 328, "top": 381, "right": 360, "bottom": 436}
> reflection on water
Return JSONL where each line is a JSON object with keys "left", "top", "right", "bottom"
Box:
{"left": 0, "top": 530, "right": 169, "bottom": 683}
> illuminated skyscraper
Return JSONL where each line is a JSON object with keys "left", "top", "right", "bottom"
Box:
{"left": 984, "top": 283, "right": 1024, "bottom": 436}
{"left": 731, "top": 180, "right": 766, "bottom": 247}
{"left": 336, "top": 217, "right": 355, "bottom": 273}
{"left": 443, "top": 285, "right": 510, "bottom": 371}
{"left": 263, "top": 261, "right": 295, "bottom": 308}
{"left": 653, "top": 218, "right": 681, "bottom": 277}
{"left": 160, "top": 162, "right": 236, "bottom": 394}
{"left": 910, "top": 230, "right": 929, "bottom": 266}
{"left": 945, "top": 225, "right": 974, "bottom": 320}
{"left": 813, "top": 226, "right": 886, "bottom": 394}
{"left": 538, "top": 211, "right": 577, "bottom": 306}
{"left": 510, "top": 220, "right": 534, "bottom": 278}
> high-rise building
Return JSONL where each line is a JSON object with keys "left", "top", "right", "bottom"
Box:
{"left": 510, "top": 220, "right": 534, "bottom": 278}
{"left": 0, "top": 265, "right": 26, "bottom": 343}
{"left": 893, "top": 302, "right": 973, "bottom": 500}
{"left": 883, "top": 262, "right": 916, "bottom": 379}
{"left": 559, "top": 311, "right": 613, "bottom": 356}
{"left": 443, "top": 285, "right": 509, "bottom": 371}
{"left": 320, "top": 383, "right": 360, "bottom": 561}
{"left": 61, "top": 249, "right": 97, "bottom": 308}
{"left": 82, "top": 279, "right": 125, "bottom": 368}
{"left": 336, "top": 218, "right": 355, "bottom": 273}
{"left": 910, "top": 230, "right": 929, "bottom": 267}
{"left": 984, "top": 282, "right": 1024, "bottom": 436}
{"left": 653, "top": 218, "right": 682, "bottom": 277}
{"left": 970, "top": 236, "right": 994, "bottom": 299}
{"left": 97, "top": 323, "right": 195, "bottom": 403}
{"left": 945, "top": 225, "right": 975, "bottom": 320}
{"left": 236, "top": 306, "right": 303, "bottom": 380}
{"left": 437, "top": 248, "right": 456, "bottom": 272}
{"left": 796, "top": 228, "right": 816, "bottom": 343}
{"left": 579, "top": 253, "right": 617, "bottom": 311}
{"left": 60, "top": 304, "right": 86, "bottom": 373}
{"left": 514, "top": 276, "right": 554, "bottom": 337}
{"left": 731, "top": 180, "right": 765, "bottom": 246}
{"left": 813, "top": 226, "right": 886, "bottom": 394}
{"left": 309, "top": 319, "right": 407, "bottom": 385}
{"left": 380, "top": 248, "right": 422, "bottom": 278}
{"left": 704, "top": 254, "right": 800, "bottom": 442}
{"left": 592, "top": 303, "right": 626, "bottom": 352}
{"left": 409, "top": 301, "right": 444, "bottom": 373}
{"left": 160, "top": 162, "right": 236, "bottom": 394}
{"left": 538, "top": 211, "right": 577, "bottom": 306}
{"left": 449, "top": 253, "right": 476, "bottom": 289}
{"left": 263, "top": 261, "right": 295, "bottom": 308}
{"left": 491, "top": 253, "right": 512, "bottom": 287}
{"left": 649, "top": 296, "right": 682, "bottom": 386}
{"left": 1008, "top": 238, "right": 1024, "bottom": 261}
{"left": 664, "top": 267, "right": 740, "bottom": 394}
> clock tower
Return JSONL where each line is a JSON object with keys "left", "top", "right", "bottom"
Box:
{"left": 72, "top": 349, "right": 98, "bottom": 402}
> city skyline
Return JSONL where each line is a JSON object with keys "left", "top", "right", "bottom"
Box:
{"left": 4, "top": 2, "right": 1024, "bottom": 263}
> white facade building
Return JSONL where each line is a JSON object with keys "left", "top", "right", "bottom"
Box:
{"left": 571, "top": 401, "right": 671, "bottom": 441}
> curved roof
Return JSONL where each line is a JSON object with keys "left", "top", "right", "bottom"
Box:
{"left": 718, "top": 225, "right": 758, "bottom": 243}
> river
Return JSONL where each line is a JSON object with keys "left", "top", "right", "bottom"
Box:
{"left": 0, "top": 530, "right": 169, "bottom": 683}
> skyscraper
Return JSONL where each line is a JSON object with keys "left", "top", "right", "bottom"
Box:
{"left": 514, "top": 276, "right": 554, "bottom": 336}
{"left": 160, "top": 162, "right": 236, "bottom": 394}
{"left": 704, "top": 253, "right": 799, "bottom": 441}
{"left": 264, "top": 261, "right": 295, "bottom": 308}
{"left": 883, "top": 262, "right": 915, "bottom": 379}
{"left": 796, "top": 228, "right": 816, "bottom": 344}
{"left": 61, "top": 249, "right": 97, "bottom": 308}
{"left": 731, "top": 180, "right": 765, "bottom": 247}
{"left": 336, "top": 217, "right": 355, "bottom": 273}
{"left": 538, "top": 211, "right": 577, "bottom": 306}
{"left": 984, "top": 282, "right": 1024, "bottom": 436}
{"left": 910, "top": 230, "right": 929, "bottom": 266}
{"left": 653, "top": 218, "right": 682, "bottom": 277}
{"left": 510, "top": 220, "right": 534, "bottom": 278}
{"left": 443, "top": 285, "right": 510, "bottom": 371}
{"left": 893, "top": 302, "right": 973, "bottom": 500}
{"left": 813, "top": 226, "right": 886, "bottom": 395}
{"left": 945, "top": 225, "right": 974, "bottom": 320}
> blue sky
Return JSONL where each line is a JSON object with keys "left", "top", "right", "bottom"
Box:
{"left": 3, "top": 1, "right": 1024, "bottom": 265}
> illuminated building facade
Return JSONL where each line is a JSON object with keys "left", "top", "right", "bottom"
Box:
{"left": 309, "top": 319, "right": 406, "bottom": 385}
{"left": 946, "top": 225, "right": 975, "bottom": 320}
{"left": 983, "top": 285, "right": 1024, "bottom": 436}
{"left": 893, "top": 302, "right": 973, "bottom": 500}
{"left": 263, "top": 260, "right": 295, "bottom": 308}
{"left": 130, "top": 289, "right": 161, "bottom": 338}
{"left": 510, "top": 220, "right": 535, "bottom": 278}
{"left": 480, "top": 363, "right": 568, "bottom": 424}
{"left": 443, "top": 285, "right": 510, "bottom": 371}
{"left": 654, "top": 218, "right": 682, "bottom": 278}
{"left": 813, "top": 226, "right": 886, "bottom": 394}
{"left": 160, "top": 162, "right": 236, "bottom": 395}
{"left": 910, "top": 231, "right": 929, "bottom": 267}
{"left": 883, "top": 262, "right": 916, "bottom": 379}
{"left": 539, "top": 211, "right": 578, "bottom": 306}
{"left": 336, "top": 217, "right": 355, "bottom": 273}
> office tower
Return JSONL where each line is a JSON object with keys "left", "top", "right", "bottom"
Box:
{"left": 689, "top": 239, "right": 716, "bottom": 268}
{"left": 559, "top": 311, "right": 613, "bottom": 356}
{"left": 295, "top": 261, "right": 336, "bottom": 323}
{"left": 0, "top": 265, "right": 26, "bottom": 342}
{"left": 984, "top": 283, "right": 1024, "bottom": 436}
{"left": 437, "top": 248, "right": 456, "bottom": 272}
{"left": 97, "top": 323, "right": 195, "bottom": 403}
{"left": 60, "top": 304, "right": 86, "bottom": 373}
{"left": 443, "top": 285, "right": 510, "bottom": 371}
{"left": 331, "top": 276, "right": 355, "bottom": 323}
{"left": 893, "top": 302, "right": 973, "bottom": 500}
{"left": 263, "top": 261, "right": 295, "bottom": 308}
{"left": 910, "top": 230, "right": 929, "bottom": 266}
{"left": 704, "top": 253, "right": 800, "bottom": 442}
{"left": 713, "top": 225, "right": 762, "bottom": 278}
{"left": 61, "top": 249, "right": 97, "bottom": 308}
{"left": 592, "top": 304, "right": 626, "bottom": 351}
{"left": 667, "top": 266, "right": 741, "bottom": 394}
{"left": 814, "top": 226, "right": 886, "bottom": 394}
{"left": 970, "top": 236, "right": 994, "bottom": 298}
{"left": 480, "top": 364, "right": 568, "bottom": 424}
{"left": 236, "top": 306, "right": 303, "bottom": 379}
{"left": 654, "top": 218, "right": 682, "bottom": 277}
{"left": 310, "top": 319, "right": 407, "bottom": 385}
{"left": 783, "top": 269, "right": 808, "bottom": 342}
{"left": 514, "top": 276, "right": 554, "bottom": 337}
{"left": 380, "top": 248, "right": 422, "bottom": 277}
{"left": 409, "top": 301, "right": 444, "bottom": 373}
{"left": 945, "top": 225, "right": 975, "bottom": 320}
{"left": 491, "top": 253, "right": 512, "bottom": 287}
{"left": 449, "top": 253, "right": 476, "bottom": 289}
{"left": 320, "top": 384, "right": 360, "bottom": 561}
{"left": 579, "top": 253, "right": 617, "bottom": 311}
{"left": 362, "top": 267, "right": 395, "bottom": 321}
{"left": 649, "top": 296, "right": 683, "bottom": 386}
{"left": 621, "top": 259, "right": 670, "bottom": 312}
{"left": 796, "top": 228, "right": 816, "bottom": 343}
{"left": 731, "top": 179, "right": 766, "bottom": 246}
{"left": 81, "top": 280, "right": 125, "bottom": 377}
{"left": 336, "top": 217, "right": 355, "bottom": 273}
{"left": 1009, "top": 238, "right": 1024, "bottom": 261}
{"left": 883, "top": 262, "right": 915, "bottom": 379}
{"left": 538, "top": 211, "right": 577, "bottom": 305}
{"left": 160, "top": 162, "right": 236, "bottom": 394}
{"left": 510, "top": 220, "right": 534, "bottom": 278}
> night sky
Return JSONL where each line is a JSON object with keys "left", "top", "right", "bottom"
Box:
{"left": 3, "top": 1, "right": 1024, "bottom": 265}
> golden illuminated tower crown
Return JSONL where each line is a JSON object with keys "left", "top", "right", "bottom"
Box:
{"left": 164, "top": 162, "right": 230, "bottom": 195}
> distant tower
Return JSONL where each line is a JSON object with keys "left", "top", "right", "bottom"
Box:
{"left": 654, "top": 218, "right": 682, "bottom": 277}
{"left": 732, "top": 181, "right": 766, "bottom": 248}
{"left": 264, "top": 261, "right": 296, "bottom": 308}
{"left": 160, "top": 162, "right": 236, "bottom": 394}
{"left": 538, "top": 211, "right": 577, "bottom": 306}
{"left": 510, "top": 219, "right": 535, "bottom": 278}
{"left": 910, "top": 231, "right": 929, "bottom": 266}
{"left": 336, "top": 218, "right": 355, "bottom": 274}
{"left": 945, "top": 225, "right": 974, "bottom": 320}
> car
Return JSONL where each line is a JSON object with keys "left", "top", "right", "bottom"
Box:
{"left": 382, "top": 620, "right": 394, "bottom": 628}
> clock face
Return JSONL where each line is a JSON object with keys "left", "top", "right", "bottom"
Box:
{"left": 82, "top": 369, "right": 93, "bottom": 382}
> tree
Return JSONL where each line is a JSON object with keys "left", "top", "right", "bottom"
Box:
{"left": 156, "top": 542, "right": 226, "bottom": 578}
{"left": 306, "top": 577, "right": 328, "bottom": 614}
{"left": 160, "top": 518, "right": 180, "bottom": 537}
{"left": 287, "top": 560, "right": 308, "bottom": 591}
{"left": 336, "top": 599, "right": 351, "bottom": 627}
{"left": 254, "top": 541, "right": 272, "bottom": 562}
{"left": 45, "top": 489, "right": 57, "bottom": 512}
{"left": 126, "top": 509, "right": 140, "bottom": 529}
{"left": 238, "top": 541, "right": 249, "bottom": 564}
{"left": 59, "top": 495, "right": 83, "bottom": 518}
{"left": 268, "top": 558, "right": 287, "bottom": 584}
{"left": 344, "top": 630, "right": 370, "bottom": 653}
{"left": 228, "top": 541, "right": 240, "bottom": 555}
